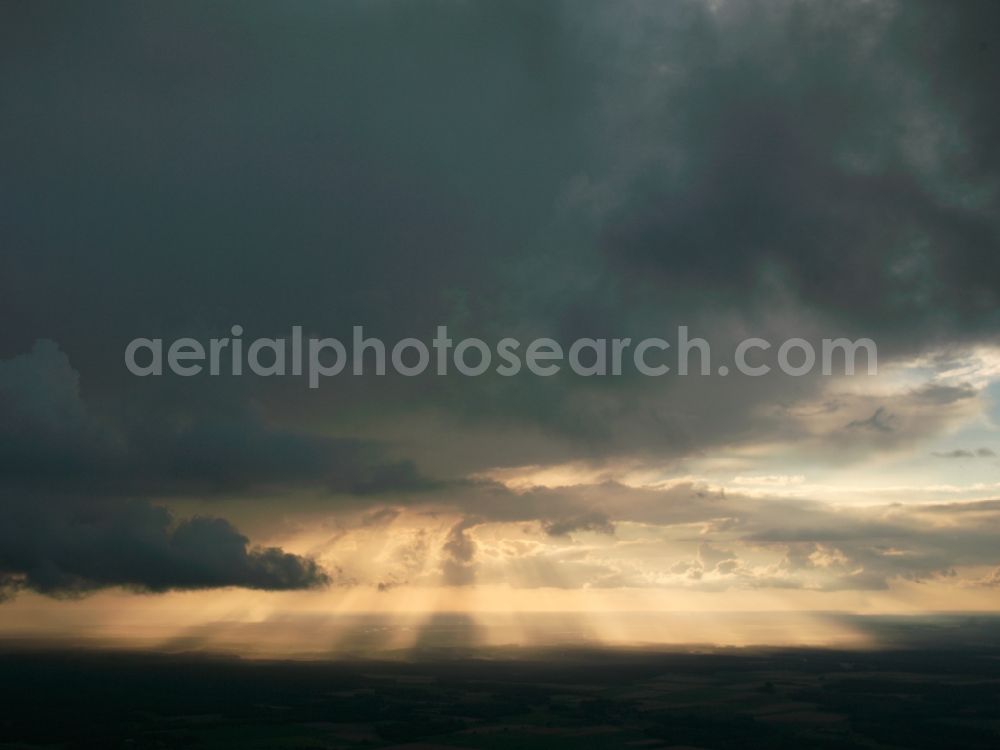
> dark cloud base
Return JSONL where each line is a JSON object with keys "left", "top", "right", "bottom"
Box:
{"left": 0, "top": 497, "right": 327, "bottom": 599}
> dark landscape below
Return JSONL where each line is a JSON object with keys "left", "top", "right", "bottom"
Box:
{"left": 3, "top": 615, "right": 1000, "bottom": 750}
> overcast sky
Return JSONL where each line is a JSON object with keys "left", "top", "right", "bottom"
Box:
{"left": 2, "top": 1, "right": 1000, "bottom": 645}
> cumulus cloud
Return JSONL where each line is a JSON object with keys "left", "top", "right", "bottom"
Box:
{"left": 404, "top": 480, "right": 1000, "bottom": 592}
{"left": 295, "top": 480, "right": 1000, "bottom": 595}
{"left": 0, "top": 497, "right": 328, "bottom": 598}
{"left": 0, "top": 342, "right": 339, "bottom": 598}
{"left": 971, "top": 567, "right": 1000, "bottom": 588}
{"left": 440, "top": 519, "right": 480, "bottom": 586}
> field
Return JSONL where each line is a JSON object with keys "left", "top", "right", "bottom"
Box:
{"left": 3, "top": 618, "right": 1000, "bottom": 750}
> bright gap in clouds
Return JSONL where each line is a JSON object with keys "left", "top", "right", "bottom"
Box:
{"left": 2, "top": 580, "right": 999, "bottom": 659}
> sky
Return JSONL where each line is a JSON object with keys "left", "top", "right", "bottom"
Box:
{"left": 2, "top": 0, "right": 1000, "bottom": 652}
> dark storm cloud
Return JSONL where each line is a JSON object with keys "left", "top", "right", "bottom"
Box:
{"left": 1, "top": 0, "right": 999, "bottom": 597}
{"left": 0, "top": 338, "right": 359, "bottom": 600}
{"left": 0, "top": 340, "right": 427, "bottom": 598}
{"left": 2, "top": 0, "right": 997, "bottom": 465}
{"left": 0, "top": 340, "right": 437, "bottom": 496}
{"left": 0, "top": 496, "right": 328, "bottom": 598}
{"left": 597, "top": 0, "right": 1000, "bottom": 347}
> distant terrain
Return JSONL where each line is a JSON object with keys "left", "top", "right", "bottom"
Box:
{"left": 3, "top": 616, "right": 1000, "bottom": 749}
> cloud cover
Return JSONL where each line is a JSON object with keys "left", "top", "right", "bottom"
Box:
{"left": 1, "top": 0, "right": 1000, "bottom": 600}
